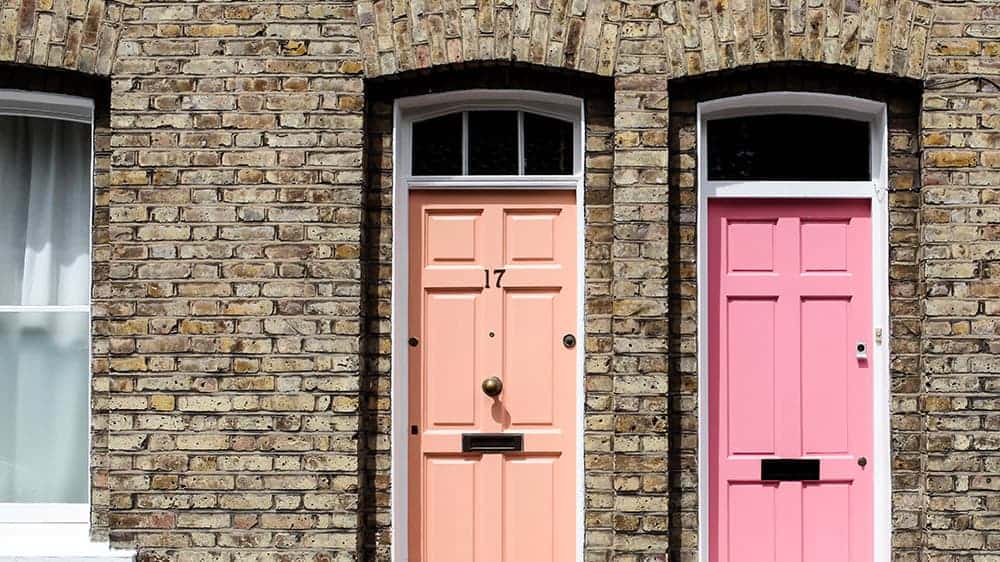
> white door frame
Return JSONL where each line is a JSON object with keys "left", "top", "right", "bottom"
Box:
{"left": 695, "top": 92, "right": 892, "bottom": 562}
{"left": 390, "top": 89, "right": 586, "bottom": 562}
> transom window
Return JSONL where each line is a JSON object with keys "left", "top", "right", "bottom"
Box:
{"left": 706, "top": 113, "right": 871, "bottom": 181}
{"left": 411, "top": 109, "right": 574, "bottom": 176}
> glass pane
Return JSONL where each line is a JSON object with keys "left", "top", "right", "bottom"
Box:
{"left": 707, "top": 114, "right": 870, "bottom": 181}
{"left": 0, "top": 115, "right": 91, "bottom": 306}
{"left": 524, "top": 113, "right": 574, "bottom": 175}
{"left": 412, "top": 113, "right": 463, "bottom": 176}
{"left": 0, "top": 311, "right": 89, "bottom": 503}
{"left": 468, "top": 111, "right": 518, "bottom": 175}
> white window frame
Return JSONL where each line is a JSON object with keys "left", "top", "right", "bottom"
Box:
{"left": 391, "top": 89, "right": 586, "bottom": 562}
{"left": 695, "top": 92, "right": 891, "bottom": 562}
{"left": 0, "top": 89, "right": 94, "bottom": 530}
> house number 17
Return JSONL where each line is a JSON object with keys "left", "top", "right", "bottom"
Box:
{"left": 484, "top": 268, "right": 506, "bottom": 289}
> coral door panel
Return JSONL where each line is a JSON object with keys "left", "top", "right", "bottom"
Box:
{"left": 408, "top": 190, "right": 577, "bottom": 562}
{"left": 708, "top": 199, "right": 873, "bottom": 562}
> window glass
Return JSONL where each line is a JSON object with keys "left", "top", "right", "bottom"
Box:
{"left": 707, "top": 114, "right": 870, "bottom": 181}
{"left": 468, "top": 111, "right": 518, "bottom": 175}
{"left": 524, "top": 113, "right": 573, "bottom": 175}
{"left": 0, "top": 311, "right": 89, "bottom": 503}
{"left": 0, "top": 114, "right": 91, "bottom": 505}
{"left": 412, "top": 113, "right": 463, "bottom": 176}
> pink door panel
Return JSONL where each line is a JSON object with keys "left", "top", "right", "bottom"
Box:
{"left": 409, "top": 190, "right": 577, "bottom": 562}
{"left": 709, "top": 199, "right": 873, "bottom": 562}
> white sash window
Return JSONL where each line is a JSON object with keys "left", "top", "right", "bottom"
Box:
{"left": 0, "top": 90, "right": 93, "bottom": 533}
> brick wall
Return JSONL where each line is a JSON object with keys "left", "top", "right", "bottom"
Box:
{"left": 0, "top": 0, "right": 997, "bottom": 560}
{"left": 104, "top": 2, "right": 366, "bottom": 559}
{"left": 921, "top": 2, "right": 1000, "bottom": 557}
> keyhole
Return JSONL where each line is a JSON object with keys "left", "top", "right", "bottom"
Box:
{"left": 857, "top": 456, "right": 867, "bottom": 468}
{"left": 489, "top": 331, "right": 495, "bottom": 338}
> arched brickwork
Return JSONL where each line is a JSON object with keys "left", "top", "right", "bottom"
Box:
{"left": 659, "top": 0, "right": 934, "bottom": 79}
{"left": 355, "top": 0, "right": 625, "bottom": 77}
{"left": 354, "top": 0, "right": 934, "bottom": 80}
{"left": 0, "top": 0, "right": 126, "bottom": 76}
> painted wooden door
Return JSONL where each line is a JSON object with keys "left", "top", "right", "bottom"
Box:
{"left": 408, "top": 190, "right": 577, "bottom": 562}
{"left": 708, "top": 199, "right": 873, "bottom": 562}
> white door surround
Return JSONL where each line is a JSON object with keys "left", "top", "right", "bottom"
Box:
{"left": 695, "top": 92, "right": 892, "bottom": 562}
{"left": 390, "top": 89, "right": 586, "bottom": 562}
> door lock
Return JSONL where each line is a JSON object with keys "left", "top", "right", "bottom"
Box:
{"left": 857, "top": 456, "right": 868, "bottom": 468}
{"left": 481, "top": 376, "right": 503, "bottom": 397}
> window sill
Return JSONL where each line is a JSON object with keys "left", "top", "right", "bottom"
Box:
{"left": 0, "top": 523, "right": 134, "bottom": 561}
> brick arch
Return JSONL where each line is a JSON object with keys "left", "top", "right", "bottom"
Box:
{"left": 659, "top": 0, "right": 935, "bottom": 80}
{"left": 355, "top": 0, "right": 934, "bottom": 81}
{"left": 0, "top": 0, "right": 126, "bottom": 76}
{"left": 355, "top": 0, "right": 624, "bottom": 78}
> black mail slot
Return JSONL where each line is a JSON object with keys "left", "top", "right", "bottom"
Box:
{"left": 760, "top": 459, "right": 820, "bottom": 481}
{"left": 462, "top": 433, "right": 524, "bottom": 453}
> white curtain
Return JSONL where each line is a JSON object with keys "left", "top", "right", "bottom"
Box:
{"left": 0, "top": 115, "right": 90, "bottom": 504}
{"left": 0, "top": 116, "right": 90, "bottom": 306}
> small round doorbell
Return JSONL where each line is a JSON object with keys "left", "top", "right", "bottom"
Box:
{"left": 855, "top": 341, "right": 868, "bottom": 360}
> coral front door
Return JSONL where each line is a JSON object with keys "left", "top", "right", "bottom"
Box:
{"left": 708, "top": 199, "right": 874, "bottom": 562}
{"left": 408, "top": 190, "right": 577, "bottom": 562}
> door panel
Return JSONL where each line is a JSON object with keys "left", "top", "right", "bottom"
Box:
{"left": 503, "top": 457, "right": 557, "bottom": 562}
{"left": 424, "top": 458, "right": 477, "bottom": 560}
{"left": 424, "top": 292, "right": 481, "bottom": 426}
{"left": 726, "top": 297, "right": 777, "bottom": 456}
{"left": 710, "top": 199, "right": 873, "bottom": 562}
{"left": 409, "top": 190, "right": 577, "bottom": 562}
{"left": 801, "top": 297, "right": 850, "bottom": 454}
{"left": 504, "top": 290, "right": 557, "bottom": 425}
{"left": 727, "top": 483, "right": 776, "bottom": 562}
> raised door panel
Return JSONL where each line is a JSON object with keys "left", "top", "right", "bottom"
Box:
{"left": 423, "top": 458, "right": 478, "bottom": 562}
{"left": 503, "top": 290, "right": 557, "bottom": 426}
{"left": 424, "top": 292, "right": 481, "bottom": 428}
{"left": 726, "top": 297, "right": 777, "bottom": 456}
{"left": 502, "top": 457, "right": 556, "bottom": 562}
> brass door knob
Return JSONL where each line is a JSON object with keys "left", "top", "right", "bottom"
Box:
{"left": 482, "top": 376, "right": 503, "bottom": 397}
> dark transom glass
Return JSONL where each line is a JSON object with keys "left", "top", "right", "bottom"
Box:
{"left": 412, "top": 113, "right": 463, "bottom": 176}
{"left": 524, "top": 113, "right": 573, "bottom": 175}
{"left": 707, "top": 114, "right": 870, "bottom": 181}
{"left": 468, "top": 111, "right": 519, "bottom": 175}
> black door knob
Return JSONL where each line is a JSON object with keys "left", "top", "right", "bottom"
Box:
{"left": 857, "top": 456, "right": 867, "bottom": 468}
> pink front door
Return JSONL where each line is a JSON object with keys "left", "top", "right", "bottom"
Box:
{"left": 408, "top": 190, "right": 577, "bottom": 562}
{"left": 709, "top": 199, "right": 873, "bottom": 562}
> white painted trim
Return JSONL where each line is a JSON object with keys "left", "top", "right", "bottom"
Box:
{"left": 391, "top": 90, "right": 586, "bottom": 562}
{"left": 0, "top": 504, "right": 88, "bottom": 524}
{"left": 406, "top": 176, "right": 582, "bottom": 189}
{"left": 0, "top": 521, "right": 133, "bottom": 559}
{"left": 0, "top": 90, "right": 93, "bottom": 124}
{"left": 0, "top": 305, "right": 91, "bottom": 312}
{"left": 0, "top": 92, "right": 96, "bottom": 531}
{"left": 695, "top": 92, "right": 891, "bottom": 562}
